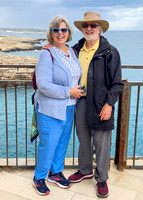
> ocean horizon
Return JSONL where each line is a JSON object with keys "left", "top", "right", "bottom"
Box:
{"left": 0, "top": 28, "right": 143, "bottom": 159}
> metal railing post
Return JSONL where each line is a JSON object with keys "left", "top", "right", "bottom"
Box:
{"left": 114, "top": 79, "right": 130, "bottom": 170}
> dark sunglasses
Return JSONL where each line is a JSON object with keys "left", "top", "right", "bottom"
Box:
{"left": 51, "top": 27, "right": 69, "bottom": 33}
{"left": 81, "top": 23, "right": 100, "bottom": 29}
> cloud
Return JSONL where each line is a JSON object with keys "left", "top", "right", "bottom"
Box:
{"left": 105, "top": 6, "right": 143, "bottom": 30}
{"left": 30, "top": 0, "right": 62, "bottom": 5}
{"left": 0, "top": 1, "right": 143, "bottom": 30}
{"left": 0, "top": 7, "right": 15, "bottom": 25}
{"left": 76, "top": 6, "right": 143, "bottom": 30}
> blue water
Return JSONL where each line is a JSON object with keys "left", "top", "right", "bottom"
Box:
{"left": 0, "top": 28, "right": 143, "bottom": 159}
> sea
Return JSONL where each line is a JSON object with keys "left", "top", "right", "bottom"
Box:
{"left": 0, "top": 28, "right": 143, "bottom": 159}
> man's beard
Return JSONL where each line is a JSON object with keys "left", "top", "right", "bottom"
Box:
{"left": 83, "top": 31, "right": 99, "bottom": 41}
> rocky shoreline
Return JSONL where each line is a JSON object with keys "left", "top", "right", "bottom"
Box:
{"left": 0, "top": 53, "right": 38, "bottom": 65}
{"left": 0, "top": 36, "right": 45, "bottom": 52}
{"left": 0, "top": 36, "right": 44, "bottom": 80}
{"left": 0, "top": 54, "right": 38, "bottom": 80}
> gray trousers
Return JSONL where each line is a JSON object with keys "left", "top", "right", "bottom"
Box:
{"left": 76, "top": 99, "right": 111, "bottom": 182}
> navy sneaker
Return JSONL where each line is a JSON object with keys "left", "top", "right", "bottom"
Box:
{"left": 33, "top": 176, "right": 50, "bottom": 195}
{"left": 48, "top": 171, "right": 71, "bottom": 188}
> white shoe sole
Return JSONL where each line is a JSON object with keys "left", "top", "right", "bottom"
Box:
{"left": 97, "top": 191, "right": 109, "bottom": 198}
{"left": 69, "top": 174, "right": 93, "bottom": 183}
{"left": 47, "top": 178, "right": 71, "bottom": 189}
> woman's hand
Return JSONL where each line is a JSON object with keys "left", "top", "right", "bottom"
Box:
{"left": 42, "top": 43, "right": 52, "bottom": 49}
{"left": 70, "top": 85, "right": 84, "bottom": 99}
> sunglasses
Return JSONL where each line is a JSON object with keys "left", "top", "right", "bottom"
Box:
{"left": 51, "top": 27, "right": 69, "bottom": 33}
{"left": 81, "top": 23, "right": 100, "bottom": 29}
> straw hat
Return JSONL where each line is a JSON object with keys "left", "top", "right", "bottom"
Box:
{"left": 74, "top": 11, "right": 109, "bottom": 33}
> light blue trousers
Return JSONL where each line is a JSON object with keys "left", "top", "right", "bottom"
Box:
{"left": 35, "top": 103, "right": 75, "bottom": 180}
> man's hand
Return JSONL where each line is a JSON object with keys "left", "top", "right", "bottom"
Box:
{"left": 99, "top": 103, "right": 112, "bottom": 121}
{"left": 42, "top": 43, "right": 52, "bottom": 49}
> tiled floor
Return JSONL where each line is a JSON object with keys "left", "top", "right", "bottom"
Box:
{"left": 0, "top": 161, "right": 143, "bottom": 200}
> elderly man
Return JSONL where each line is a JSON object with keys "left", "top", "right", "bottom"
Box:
{"left": 68, "top": 11, "right": 123, "bottom": 198}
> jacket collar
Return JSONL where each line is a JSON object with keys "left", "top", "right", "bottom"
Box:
{"left": 74, "top": 36, "right": 111, "bottom": 55}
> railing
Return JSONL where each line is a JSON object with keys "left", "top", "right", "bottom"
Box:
{"left": 0, "top": 65, "right": 143, "bottom": 170}
{"left": 115, "top": 80, "right": 143, "bottom": 170}
{"left": 0, "top": 65, "right": 79, "bottom": 168}
{"left": 0, "top": 80, "right": 37, "bottom": 168}
{"left": 115, "top": 65, "right": 143, "bottom": 170}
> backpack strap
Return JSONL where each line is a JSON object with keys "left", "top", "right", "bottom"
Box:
{"left": 32, "top": 48, "right": 54, "bottom": 91}
{"left": 71, "top": 47, "right": 78, "bottom": 58}
{"left": 45, "top": 48, "right": 54, "bottom": 62}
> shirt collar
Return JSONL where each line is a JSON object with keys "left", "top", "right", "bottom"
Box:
{"left": 81, "top": 38, "right": 100, "bottom": 52}
{"left": 53, "top": 46, "right": 70, "bottom": 56}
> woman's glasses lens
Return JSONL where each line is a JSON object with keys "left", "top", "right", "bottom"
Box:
{"left": 81, "top": 23, "right": 99, "bottom": 29}
{"left": 51, "top": 27, "right": 69, "bottom": 33}
{"left": 52, "top": 28, "right": 59, "bottom": 33}
{"left": 61, "top": 28, "right": 68, "bottom": 33}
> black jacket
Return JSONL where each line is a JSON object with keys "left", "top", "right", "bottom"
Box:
{"left": 73, "top": 36, "right": 123, "bottom": 130}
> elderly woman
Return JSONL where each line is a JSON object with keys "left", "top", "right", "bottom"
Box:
{"left": 33, "top": 15, "right": 83, "bottom": 195}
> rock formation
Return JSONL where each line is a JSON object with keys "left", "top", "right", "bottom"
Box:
{"left": 0, "top": 36, "right": 46, "bottom": 52}
{"left": 0, "top": 35, "right": 45, "bottom": 80}
{"left": 0, "top": 53, "right": 38, "bottom": 80}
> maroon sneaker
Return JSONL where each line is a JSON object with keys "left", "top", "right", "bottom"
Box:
{"left": 97, "top": 182, "right": 109, "bottom": 198}
{"left": 68, "top": 170, "right": 93, "bottom": 183}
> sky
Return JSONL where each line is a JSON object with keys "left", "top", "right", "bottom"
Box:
{"left": 0, "top": 0, "right": 143, "bottom": 31}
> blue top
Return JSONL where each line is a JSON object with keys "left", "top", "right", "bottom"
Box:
{"left": 34, "top": 46, "right": 82, "bottom": 120}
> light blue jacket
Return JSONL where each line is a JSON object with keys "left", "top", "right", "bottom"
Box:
{"left": 34, "top": 47, "right": 81, "bottom": 120}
